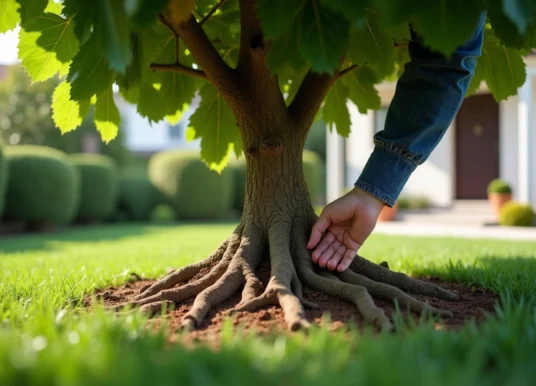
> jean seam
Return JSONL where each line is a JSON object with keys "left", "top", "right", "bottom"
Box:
{"left": 373, "top": 140, "right": 421, "bottom": 166}
{"left": 354, "top": 180, "right": 396, "bottom": 207}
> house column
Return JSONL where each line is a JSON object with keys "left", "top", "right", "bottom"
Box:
{"left": 517, "top": 73, "right": 533, "bottom": 205}
{"left": 326, "top": 127, "right": 345, "bottom": 203}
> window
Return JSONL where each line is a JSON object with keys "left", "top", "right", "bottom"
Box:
{"left": 169, "top": 121, "right": 185, "bottom": 140}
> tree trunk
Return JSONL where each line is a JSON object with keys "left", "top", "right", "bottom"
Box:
{"left": 110, "top": 117, "right": 460, "bottom": 332}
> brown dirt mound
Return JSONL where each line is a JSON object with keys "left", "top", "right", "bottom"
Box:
{"left": 84, "top": 260, "right": 499, "bottom": 346}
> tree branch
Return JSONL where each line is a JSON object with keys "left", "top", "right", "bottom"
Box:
{"left": 160, "top": 3, "right": 238, "bottom": 96}
{"left": 200, "top": 0, "right": 227, "bottom": 25}
{"left": 238, "top": 0, "right": 266, "bottom": 71}
{"left": 150, "top": 63, "right": 207, "bottom": 80}
{"left": 337, "top": 64, "right": 358, "bottom": 79}
{"left": 288, "top": 70, "right": 336, "bottom": 131}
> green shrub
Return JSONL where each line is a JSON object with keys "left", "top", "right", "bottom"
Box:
{"left": 0, "top": 140, "right": 7, "bottom": 217}
{"left": 487, "top": 178, "right": 512, "bottom": 194}
{"left": 303, "top": 150, "right": 324, "bottom": 205}
{"left": 398, "top": 195, "right": 431, "bottom": 210}
{"left": 229, "top": 157, "right": 246, "bottom": 213}
{"left": 499, "top": 202, "right": 535, "bottom": 227}
{"left": 149, "top": 150, "right": 234, "bottom": 220}
{"left": 149, "top": 204, "right": 176, "bottom": 223}
{"left": 3, "top": 145, "right": 80, "bottom": 226}
{"left": 69, "top": 154, "right": 119, "bottom": 222}
{"left": 116, "top": 168, "right": 159, "bottom": 222}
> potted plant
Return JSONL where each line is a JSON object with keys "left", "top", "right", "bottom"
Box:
{"left": 378, "top": 201, "right": 399, "bottom": 222}
{"left": 487, "top": 178, "right": 513, "bottom": 219}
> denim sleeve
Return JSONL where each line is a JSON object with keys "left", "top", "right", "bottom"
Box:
{"left": 354, "top": 13, "right": 487, "bottom": 207}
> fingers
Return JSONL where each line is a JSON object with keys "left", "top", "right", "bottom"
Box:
{"left": 311, "top": 232, "right": 335, "bottom": 264}
{"left": 318, "top": 240, "right": 342, "bottom": 268}
{"left": 307, "top": 210, "right": 331, "bottom": 249}
{"left": 326, "top": 244, "right": 347, "bottom": 271}
{"left": 336, "top": 248, "right": 359, "bottom": 272}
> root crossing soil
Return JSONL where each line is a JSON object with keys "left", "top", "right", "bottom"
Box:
{"left": 85, "top": 260, "right": 499, "bottom": 346}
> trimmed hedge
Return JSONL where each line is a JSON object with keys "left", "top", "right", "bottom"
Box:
{"left": 0, "top": 140, "right": 7, "bottom": 217}
{"left": 499, "top": 202, "right": 535, "bottom": 227}
{"left": 3, "top": 145, "right": 80, "bottom": 226}
{"left": 116, "top": 168, "right": 159, "bottom": 222}
{"left": 229, "top": 157, "right": 246, "bottom": 213}
{"left": 69, "top": 154, "right": 119, "bottom": 222}
{"left": 149, "top": 150, "right": 233, "bottom": 220}
{"left": 303, "top": 150, "right": 323, "bottom": 205}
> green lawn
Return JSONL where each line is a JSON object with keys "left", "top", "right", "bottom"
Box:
{"left": 1, "top": 223, "right": 536, "bottom": 386}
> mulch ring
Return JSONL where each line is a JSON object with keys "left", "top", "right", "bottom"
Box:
{"left": 84, "top": 260, "right": 499, "bottom": 347}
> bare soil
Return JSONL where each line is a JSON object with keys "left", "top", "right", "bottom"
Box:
{"left": 84, "top": 259, "right": 499, "bottom": 347}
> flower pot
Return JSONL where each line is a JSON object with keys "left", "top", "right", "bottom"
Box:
{"left": 488, "top": 192, "right": 512, "bottom": 219}
{"left": 378, "top": 201, "right": 399, "bottom": 222}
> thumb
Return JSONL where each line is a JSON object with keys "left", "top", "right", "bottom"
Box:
{"left": 307, "top": 208, "right": 331, "bottom": 249}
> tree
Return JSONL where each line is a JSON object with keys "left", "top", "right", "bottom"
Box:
{"left": 3, "top": 0, "right": 532, "bottom": 331}
{"left": 0, "top": 64, "right": 132, "bottom": 167}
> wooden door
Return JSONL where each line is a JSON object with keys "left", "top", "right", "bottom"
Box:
{"left": 455, "top": 93, "right": 500, "bottom": 199}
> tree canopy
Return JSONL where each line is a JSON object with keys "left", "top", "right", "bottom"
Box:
{"left": 1, "top": 0, "right": 534, "bottom": 171}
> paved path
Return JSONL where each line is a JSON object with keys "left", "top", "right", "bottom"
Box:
{"left": 374, "top": 221, "right": 536, "bottom": 241}
{"left": 374, "top": 200, "right": 536, "bottom": 241}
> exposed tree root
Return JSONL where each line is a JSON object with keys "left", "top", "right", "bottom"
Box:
{"left": 105, "top": 216, "right": 461, "bottom": 333}
{"left": 349, "top": 255, "right": 459, "bottom": 301}
{"left": 338, "top": 270, "right": 453, "bottom": 318}
{"left": 133, "top": 227, "right": 239, "bottom": 301}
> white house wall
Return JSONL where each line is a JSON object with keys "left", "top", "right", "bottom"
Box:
{"left": 499, "top": 95, "right": 520, "bottom": 198}
{"left": 344, "top": 83, "right": 454, "bottom": 207}
{"left": 116, "top": 95, "right": 201, "bottom": 154}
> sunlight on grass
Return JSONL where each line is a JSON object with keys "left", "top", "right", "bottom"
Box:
{"left": 1, "top": 223, "right": 536, "bottom": 386}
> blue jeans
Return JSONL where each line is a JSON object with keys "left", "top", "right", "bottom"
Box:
{"left": 354, "top": 13, "right": 487, "bottom": 207}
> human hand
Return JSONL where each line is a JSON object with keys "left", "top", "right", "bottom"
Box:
{"left": 307, "top": 187, "right": 385, "bottom": 272}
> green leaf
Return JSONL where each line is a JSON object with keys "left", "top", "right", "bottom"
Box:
{"left": 465, "top": 56, "right": 485, "bottom": 97}
{"left": 51, "top": 81, "right": 91, "bottom": 133}
{"left": 320, "top": 0, "right": 366, "bottom": 27}
{"left": 187, "top": 84, "right": 241, "bottom": 173}
{"left": 160, "top": 72, "right": 198, "bottom": 117}
{"left": 489, "top": 0, "right": 536, "bottom": 49}
{"left": 61, "top": 0, "right": 95, "bottom": 40}
{"left": 374, "top": 0, "right": 485, "bottom": 57}
{"left": 257, "top": 0, "right": 305, "bottom": 39}
{"left": 16, "top": 0, "right": 47, "bottom": 25}
{"left": 480, "top": 29, "right": 526, "bottom": 101}
{"left": 136, "top": 83, "right": 169, "bottom": 123}
{"left": 45, "top": 0, "right": 62, "bottom": 14}
{"left": 67, "top": 35, "right": 114, "bottom": 101}
{"left": 18, "top": 13, "right": 79, "bottom": 83}
{"left": 348, "top": 9, "right": 396, "bottom": 79}
{"left": 120, "top": 27, "right": 162, "bottom": 90}
{"left": 282, "top": 65, "right": 308, "bottom": 104}
{"left": 126, "top": 0, "right": 169, "bottom": 26}
{"left": 94, "top": 86, "right": 121, "bottom": 143}
{"left": 342, "top": 65, "right": 381, "bottom": 114}
{"left": 0, "top": 0, "right": 19, "bottom": 32}
{"left": 323, "top": 81, "right": 351, "bottom": 136}
{"left": 96, "top": 0, "right": 132, "bottom": 73}
{"left": 266, "top": 18, "right": 305, "bottom": 74}
{"left": 503, "top": 0, "right": 536, "bottom": 34}
{"left": 299, "top": 0, "right": 350, "bottom": 74}
{"left": 412, "top": 2, "right": 485, "bottom": 56}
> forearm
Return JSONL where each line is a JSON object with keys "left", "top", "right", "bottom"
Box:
{"left": 355, "top": 13, "right": 487, "bottom": 207}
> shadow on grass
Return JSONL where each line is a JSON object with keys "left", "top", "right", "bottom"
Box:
{"left": 0, "top": 220, "right": 241, "bottom": 254}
